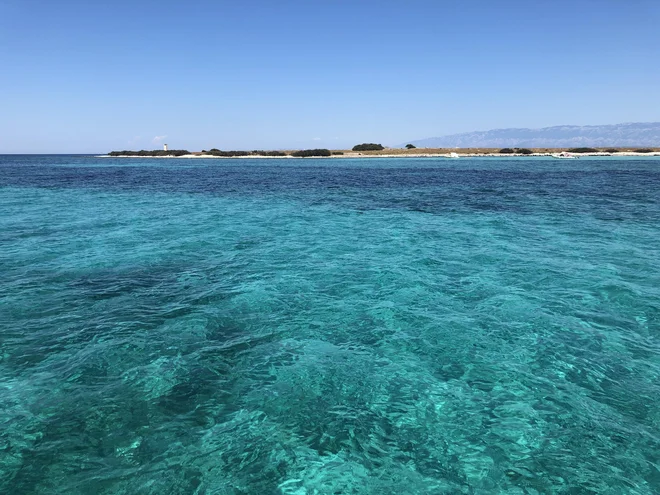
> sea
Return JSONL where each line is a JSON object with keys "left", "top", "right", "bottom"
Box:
{"left": 1, "top": 155, "right": 659, "bottom": 494}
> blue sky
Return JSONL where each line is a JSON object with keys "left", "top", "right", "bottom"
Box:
{"left": 1, "top": 0, "right": 659, "bottom": 153}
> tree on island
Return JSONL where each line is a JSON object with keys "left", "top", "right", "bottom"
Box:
{"left": 352, "top": 143, "right": 384, "bottom": 151}
{"left": 405, "top": 144, "right": 416, "bottom": 149}
{"left": 499, "top": 148, "right": 515, "bottom": 154}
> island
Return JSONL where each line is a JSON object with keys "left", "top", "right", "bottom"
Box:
{"left": 104, "top": 146, "right": 660, "bottom": 158}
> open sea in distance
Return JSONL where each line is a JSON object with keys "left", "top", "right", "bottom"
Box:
{"left": 1, "top": 155, "right": 659, "bottom": 494}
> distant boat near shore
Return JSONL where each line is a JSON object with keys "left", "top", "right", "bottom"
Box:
{"left": 552, "top": 152, "right": 579, "bottom": 159}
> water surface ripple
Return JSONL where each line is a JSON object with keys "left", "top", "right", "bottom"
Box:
{"left": 1, "top": 156, "right": 659, "bottom": 494}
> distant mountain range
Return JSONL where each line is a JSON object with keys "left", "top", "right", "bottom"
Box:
{"left": 401, "top": 122, "right": 660, "bottom": 148}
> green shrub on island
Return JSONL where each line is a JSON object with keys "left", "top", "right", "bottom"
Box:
{"left": 331, "top": 151, "right": 344, "bottom": 155}
{"left": 634, "top": 148, "right": 654, "bottom": 153}
{"left": 291, "top": 149, "right": 332, "bottom": 157}
{"left": 108, "top": 149, "right": 189, "bottom": 157}
{"left": 204, "top": 150, "right": 252, "bottom": 157}
{"left": 605, "top": 149, "right": 620, "bottom": 153}
{"left": 251, "top": 150, "right": 288, "bottom": 157}
{"left": 567, "top": 147, "right": 598, "bottom": 153}
{"left": 352, "top": 143, "right": 384, "bottom": 151}
{"left": 201, "top": 149, "right": 288, "bottom": 157}
{"left": 405, "top": 144, "right": 416, "bottom": 149}
{"left": 497, "top": 147, "right": 532, "bottom": 154}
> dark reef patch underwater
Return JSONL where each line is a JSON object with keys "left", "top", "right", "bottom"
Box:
{"left": 1, "top": 155, "right": 659, "bottom": 494}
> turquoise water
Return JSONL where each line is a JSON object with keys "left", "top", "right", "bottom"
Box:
{"left": 1, "top": 155, "right": 659, "bottom": 494}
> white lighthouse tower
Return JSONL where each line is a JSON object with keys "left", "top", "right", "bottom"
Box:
{"left": 163, "top": 143, "right": 168, "bottom": 152}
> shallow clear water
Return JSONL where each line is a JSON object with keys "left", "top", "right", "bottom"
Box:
{"left": 1, "top": 155, "right": 659, "bottom": 494}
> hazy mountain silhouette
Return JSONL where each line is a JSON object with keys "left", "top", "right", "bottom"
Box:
{"left": 401, "top": 122, "right": 660, "bottom": 148}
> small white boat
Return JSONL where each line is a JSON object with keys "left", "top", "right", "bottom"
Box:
{"left": 449, "top": 152, "right": 460, "bottom": 159}
{"left": 552, "top": 152, "right": 579, "bottom": 159}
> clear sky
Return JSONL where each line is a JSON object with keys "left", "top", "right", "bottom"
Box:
{"left": 1, "top": 0, "right": 659, "bottom": 153}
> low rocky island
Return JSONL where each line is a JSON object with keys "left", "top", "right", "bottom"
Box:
{"left": 105, "top": 145, "right": 660, "bottom": 158}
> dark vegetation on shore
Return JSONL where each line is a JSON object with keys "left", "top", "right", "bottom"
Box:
{"left": 205, "top": 149, "right": 251, "bottom": 157}
{"left": 291, "top": 149, "right": 332, "bottom": 157}
{"left": 499, "top": 148, "right": 532, "bottom": 154}
{"left": 352, "top": 143, "right": 385, "bottom": 151}
{"left": 202, "top": 149, "right": 287, "bottom": 157}
{"left": 108, "top": 148, "right": 332, "bottom": 157}
{"left": 108, "top": 150, "right": 190, "bottom": 157}
{"left": 568, "top": 147, "right": 654, "bottom": 153}
{"left": 252, "top": 150, "right": 288, "bottom": 157}
{"left": 567, "top": 147, "right": 599, "bottom": 153}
